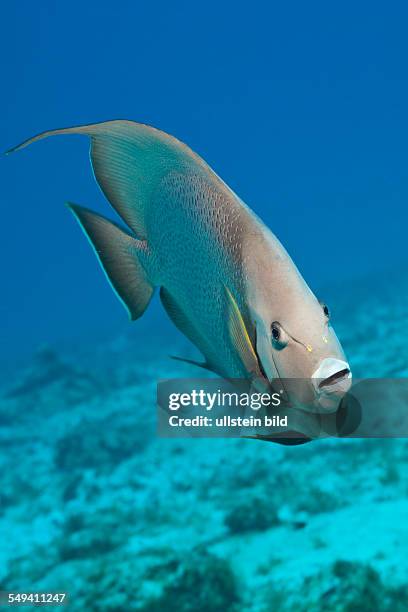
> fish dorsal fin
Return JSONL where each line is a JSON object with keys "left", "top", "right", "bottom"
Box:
{"left": 8, "top": 120, "right": 236, "bottom": 241}
{"left": 224, "top": 286, "right": 261, "bottom": 377}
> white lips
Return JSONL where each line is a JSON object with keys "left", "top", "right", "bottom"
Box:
{"left": 312, "top": 358, "right": 352, "bottom": 394}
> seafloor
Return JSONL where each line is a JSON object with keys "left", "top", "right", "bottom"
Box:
{"left": 1, "top": 271, "right": 408, "bottom": 611}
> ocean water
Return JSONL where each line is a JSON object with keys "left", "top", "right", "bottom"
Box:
{"left": 0, "top": 270, "right": 407, "bottom": 611}
{"left": 2, "top": 2, "right": 408, "bottom": 610}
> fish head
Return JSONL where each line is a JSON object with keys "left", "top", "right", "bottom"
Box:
{"left": 252, "top": 292, "right": 352, "bottom": 412}
{"left": 248, "top": 272, "right": 352, "bottom": 413}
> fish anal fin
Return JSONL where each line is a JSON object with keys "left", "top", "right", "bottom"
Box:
{"left": 160, "top": 288, "right": 218, "bottom": 373}
{"left": 68, "top": 203, "right": 154, "bottom": 320}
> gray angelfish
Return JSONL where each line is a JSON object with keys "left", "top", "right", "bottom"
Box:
{"left": 8, "top": 120, "right": 352, "bottom": 413}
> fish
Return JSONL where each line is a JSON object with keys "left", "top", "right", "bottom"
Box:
{"left": 8, "top": 120, "right": 352, "bottom": 415}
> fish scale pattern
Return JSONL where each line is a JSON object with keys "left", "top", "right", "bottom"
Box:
{"left": 146, "top": 170, "right": 249, "bottom": 376}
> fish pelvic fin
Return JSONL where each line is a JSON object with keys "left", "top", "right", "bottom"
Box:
{"left": 68, "top": 203, "right": 154, "bottom": 321}
{"left": 224, "top": 285, "right": 262, "bottom": 379}
{"left": 169, "top": 355, "right": 216, "bottom": 374}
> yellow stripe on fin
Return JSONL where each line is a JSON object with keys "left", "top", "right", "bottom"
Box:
{"left": 224, "top": 285, "right": 260, "bottom": 377}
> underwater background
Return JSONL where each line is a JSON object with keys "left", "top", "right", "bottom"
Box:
{"left": 1, "top": 1, "right": 408, "bottom": 610}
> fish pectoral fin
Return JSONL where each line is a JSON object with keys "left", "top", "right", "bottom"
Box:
{"left": 224, "top": 285, "right": 261, "bottom": 377}
{"left": 68, "top": 203, "right": 154, "bottom": 321}
{"left": 170, "top": 355, "right": 216, "bottom": 373}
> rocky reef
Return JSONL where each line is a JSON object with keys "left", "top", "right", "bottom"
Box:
{"left": 0, "top": 273, "right": 407, "bottom": 610}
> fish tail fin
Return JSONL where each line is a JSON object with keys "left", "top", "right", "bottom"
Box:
{"left": 67, "top": 202, "right": 154, "bottom": 321}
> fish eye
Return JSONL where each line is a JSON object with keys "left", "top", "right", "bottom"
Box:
{"left": 271, "top": 322, "right": 280, "bottom": 340}
{"left": 320, "top": 302, "right": 330, "bottom": 319}
{"left": 271, "top": 322, "right": 288, "bottom": 349}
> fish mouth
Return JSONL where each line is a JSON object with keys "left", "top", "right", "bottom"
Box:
{"left": 312, "top": 358, "right": 352, "bottom": 398}
{"left": 319, "top": 368, "right": 351, "bottom": 390}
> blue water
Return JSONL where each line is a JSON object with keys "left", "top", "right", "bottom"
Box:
{"left": 1, "top": 2, "right": 408, "bottom": 610}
